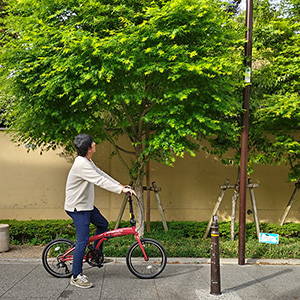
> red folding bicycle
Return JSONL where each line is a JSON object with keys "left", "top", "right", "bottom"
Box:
{"left": 42, "top": 194, "right": 167, "bottom": 279}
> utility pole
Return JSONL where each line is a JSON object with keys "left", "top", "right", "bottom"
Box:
{"left": 238, "top": 0, "right": 253, "bottom": 265}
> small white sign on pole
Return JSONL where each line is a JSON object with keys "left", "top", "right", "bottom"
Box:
{"left": 259, "top": 233, "right": 279, "bottom": 244}
{"left": 245, "top": 67, "right": 251, "bottom": 83}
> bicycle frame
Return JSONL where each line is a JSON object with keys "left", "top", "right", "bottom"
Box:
{"left": 42, "top": 191, "right": 167, "bottom": 279}
{"left": 94, "top": 226, "right": 148, "bottom": 259}
{"left": 61, "top": 194, "right": 149, "bottom": 263}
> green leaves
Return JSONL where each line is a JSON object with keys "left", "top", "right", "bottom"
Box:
{"left": 250, "top": 0, "right": 300, "bottom": 181}
{"left": 0, "top": 0, "right": 243, "bottom": 180}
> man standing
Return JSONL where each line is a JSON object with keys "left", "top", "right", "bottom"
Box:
{"left": 65, "top": 134, "right": 134, "bottom": 288}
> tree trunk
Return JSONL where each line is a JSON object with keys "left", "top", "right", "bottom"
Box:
{"left": 134, "top": 143, "right": 145, "bottom": 237}
{"left": 135, "top": 174, "right": 145, "bottom": 237}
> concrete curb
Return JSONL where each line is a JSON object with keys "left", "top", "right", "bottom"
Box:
{"left": 1, "top": 257, "right": 300, "bottom": 265}
{"left": 166, "top": 257, "right": 300, "bottom": 265}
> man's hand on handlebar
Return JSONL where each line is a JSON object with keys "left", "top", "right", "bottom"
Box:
{"left": 122, "top": 185, "right": 136, "bottom": 197}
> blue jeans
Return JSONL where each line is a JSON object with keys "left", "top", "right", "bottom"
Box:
{"left": 66, "top": 206, "right": 108, "bottom": 276}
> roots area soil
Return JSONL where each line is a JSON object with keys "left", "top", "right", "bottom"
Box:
{"left": 0, "top": 245, "right": 44, "bottom": 258}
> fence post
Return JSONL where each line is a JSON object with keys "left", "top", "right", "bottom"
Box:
{"left": 210, "top": 215, "right": 221, "bottom": 295}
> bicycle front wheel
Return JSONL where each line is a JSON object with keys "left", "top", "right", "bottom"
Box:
{"left": 42, "top": 238, "right": 75, "bottom": 278}
{"left": 126, "top": 238, "right": 167, "bottom": 279}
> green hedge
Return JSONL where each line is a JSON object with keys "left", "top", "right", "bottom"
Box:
{"left": 1, "top": 220, "right": 300, "bottom": 259}
{"left": 0, "top": 219, "right": 76, "bottom": 245}
{"left": 1, "top": 219, "right": 300, "bottom": 245}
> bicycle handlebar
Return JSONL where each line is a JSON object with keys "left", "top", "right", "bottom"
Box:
{"left": 125, "top": 185, "right": 138, "bottom": 200}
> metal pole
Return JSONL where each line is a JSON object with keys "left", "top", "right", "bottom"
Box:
{"left": 210, "top": 215, "right": 221, "bottom": 295}
{"left": 238, "top": 0, "right": 253, "bottom": 265}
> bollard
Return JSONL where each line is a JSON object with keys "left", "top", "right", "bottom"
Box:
{"left": 0, "top": 224, "right": 10, "bottom": 252}
{"left": 210, "top": 215, "right": 221, "bottom": 295}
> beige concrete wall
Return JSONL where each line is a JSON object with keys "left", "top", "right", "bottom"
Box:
{"left": 0, "top": 131, "right": 299, "bottom": 223}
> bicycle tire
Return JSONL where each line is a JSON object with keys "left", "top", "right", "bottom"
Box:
{"left": 42, "top": 238, "right": 75, "bottom": 278}
{"left": 126, "top": 238, "right": 167, "bottom": 279}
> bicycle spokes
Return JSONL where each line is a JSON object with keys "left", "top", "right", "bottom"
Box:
{"left": 42, "top": 239, "right": 74, "bottom": 278}
{"left": 126, "top": 238, "right": 167, "bottom": 279}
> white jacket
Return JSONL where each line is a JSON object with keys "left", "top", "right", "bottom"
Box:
{"left": 65, "top": 156, "right": 123, "bottom": 211}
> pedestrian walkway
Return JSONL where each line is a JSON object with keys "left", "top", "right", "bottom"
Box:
{"left": 0, "top": 257, "right": 299, "bottom": 299}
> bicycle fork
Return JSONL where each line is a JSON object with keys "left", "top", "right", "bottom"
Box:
{"left": 135, "top": 235, "right": 149, "bottom": 261}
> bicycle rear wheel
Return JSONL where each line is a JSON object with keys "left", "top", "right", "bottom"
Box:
{"left": 126, "top": 238, "right": 167, "bottom": 279}
{"left": 42, "top": 238, "right": 75, "bottom": 278}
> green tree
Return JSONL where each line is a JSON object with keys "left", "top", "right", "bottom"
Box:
{"left": 251, "top": 0, "right": 300, "bottom": 182}
{"left": 200, "top": 0, "right": 300, "bottom": 237}
{"left": 209, "top": 0, "right": 300, "bottom": 180}
{"left": 0, "top": 0, "right": 243, "bottom": 234}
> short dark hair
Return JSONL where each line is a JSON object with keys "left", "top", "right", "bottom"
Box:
{"left": 74, "top": 134, "right": 93, "bottom": 157}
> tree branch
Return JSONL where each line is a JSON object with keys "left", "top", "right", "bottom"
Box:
{"left": 102, "top": 128, "right": 131, "bottom": 174}
{"left": 121, "top": 100, "right": 140, "bottom": 141}
{"left": 138, "top": 98, "right": 156, "bottom": 139}
{"left": 116, "top": 145, "right": 135, "bottom": 155}
{"left": 287, "top": 153, "right": 294, "bottom": 170}
{"left": 105, "top": 111, "right": 136, "bottom": 151}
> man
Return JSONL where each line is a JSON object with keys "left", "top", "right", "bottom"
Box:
{"left": 65, "top": 134, "right": 135, "bottom": 289}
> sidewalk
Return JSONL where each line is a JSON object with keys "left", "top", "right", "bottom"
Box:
{"left": 0, "top": 257, "right": 299, "bottom": 299}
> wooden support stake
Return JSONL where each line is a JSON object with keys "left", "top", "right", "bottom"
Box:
{"left": 280, "top": 182, "right": 300, "bottom": 226}
{"left": 146, "top": 161, "right": 151, "bottom": 232}
{"left": 204, "top": 178, "right": 260, "bottom": 240}
{"left": 231, "top": 186, "right": 239, "bottom": 241}
{"left": 146, "top": 126, "right": 151, "bottom": 232}
{"left": 152, "top": 182, "right": 168, "bottom": 232}
{"left": 203, "top": 179, "right": 229, "bottom": 239}
{"left": 115, "top": 194, "right": 128, "bottom": 229}
{"left": 220, "top": 183, "right": 258, "bottom": 189}
{"left": 116, "top": 182, "right": 166, "bottom": 230}
{"left": 248, "top": 178, "right": 260, "bottom": 239}
{"left": 143, "top": 186, "right": 162, "bottom": 192}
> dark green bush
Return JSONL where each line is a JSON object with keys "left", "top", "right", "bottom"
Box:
{"left": 1, "top": 219, "right": 300, "bottom": 245}
{"left": 217, "top": 222, "right": 300, "bottom": 240}
{"left": 0, "top": 219, "right": 76, "bottom": 245}
{"left": 1, "top": 219, "right": 300, "bottom": 259}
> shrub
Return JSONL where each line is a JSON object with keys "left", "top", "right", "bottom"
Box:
{"left": 1, "top": 219, "right": 300, "bottom": 258}
{"left": 0, "top": 219, "right": 75, "bottom": 245}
